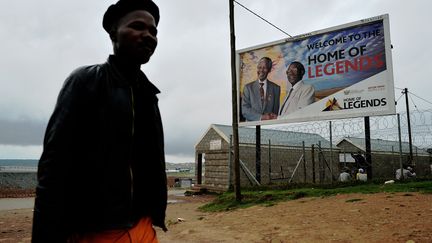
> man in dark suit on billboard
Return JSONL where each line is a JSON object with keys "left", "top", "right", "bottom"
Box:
{"left": 241, "top": 57, "right": 280, "bottom": 121}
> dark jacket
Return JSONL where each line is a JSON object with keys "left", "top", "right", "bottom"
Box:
{"left": 32, "top": 55, "right": 167, "bottom": 243}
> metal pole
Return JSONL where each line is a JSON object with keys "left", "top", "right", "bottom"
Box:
{"left": 302, "top": 141, "right": 306, "bottom": 183}
{"left": 229, "top": 0, "right": 241, "bottom": 201}
{"left": 397, "top": 114, "right": 404, "bottom": 180}
{"left": 343, "top": 147, "right": 346, "bottom": 167}
{"left": 319, "top": 141, "right": 324, "bottom": 183}
{"left": 256, "top": 125, "right": 261, "bottom": 183}
{"left": 311, "top": 144, "right": 316, "bottom": 183}
{"left": 268, "top": 139, "right": 271, "bottom": 183}
{"left": 229, "top": 135, "right": 233, "bottom": 188}
{"left": 403, "top": 88, "right": 414, "bottom": 165}
{"left": 391, "top": 146, "right": 395, "bottom": 177}
{"left": 364, "top": 116, "right": 372, "bottom": 179}
{"left": 329, "top": 121, "right": 333, "bottom": 182}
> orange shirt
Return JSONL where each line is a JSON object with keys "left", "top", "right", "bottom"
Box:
{"left": 69, "top": 217, "right": 158, "bottom": 243}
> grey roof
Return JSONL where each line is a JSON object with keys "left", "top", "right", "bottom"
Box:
{"left": 337, "top": 137, "right": 429, "bottom": 154}
{"left": 212, "top": 124, "right": 332, "bottom": 148}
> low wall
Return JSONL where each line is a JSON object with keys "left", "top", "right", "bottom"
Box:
{"left": 0, "top": 172, "right": 37, "bottom": 189}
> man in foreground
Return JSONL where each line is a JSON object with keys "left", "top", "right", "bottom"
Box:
{"left": 32, "top": 1, "right": 167, "bottom": 242}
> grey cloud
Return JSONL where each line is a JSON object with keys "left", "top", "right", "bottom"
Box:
{"left": 0, "top": 119, "right": 46, "bottom": 146}
{"left": 1, "top": 0, "right": 432, "bottom": 161}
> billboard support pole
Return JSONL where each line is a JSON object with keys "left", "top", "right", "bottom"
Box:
{"left": 229, "top": 0, "right": 241, "bottom": 201}
{"left": 364, "top": 116, "right": 372, "bottom": 179}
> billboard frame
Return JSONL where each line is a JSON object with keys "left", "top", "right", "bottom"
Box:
{"left": 237, "top": 14, "right": 395, "bottom": 127}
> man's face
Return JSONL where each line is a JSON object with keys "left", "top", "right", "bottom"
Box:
{"left": 257, "top": 60, "right": 270, "bottom": 81}
{"left": 113, "top": 10, "right": 158, "bottom": 65}
{"left": 286, "top": 64, "right": 303, "bottom": 85}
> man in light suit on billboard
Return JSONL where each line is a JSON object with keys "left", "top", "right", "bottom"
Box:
{"left": 278, "top": 61, "right": 315, "bottom": 117}
{"left": 241, "top": 57, "right": 280, "bottom": 121}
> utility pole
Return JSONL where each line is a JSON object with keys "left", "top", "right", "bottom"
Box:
{"left": 403, "top": 88, "right": 414, "bottom": 165}
{"left": 397, "top": 114, "right": 404, "bottom": 180}
{"left": 229, "top": 0, "right": 241, "bottom": 201}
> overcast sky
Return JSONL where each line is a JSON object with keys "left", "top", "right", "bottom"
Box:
{"left": 1, "top": 0, "right": 432, "bottom": 162}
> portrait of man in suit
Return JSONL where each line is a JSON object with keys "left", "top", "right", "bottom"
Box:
{"left": 278, "top": 61, "right": 315, "bottom": 117}
{"left": 241, "top": 57, "right": 280, "bottom": 121}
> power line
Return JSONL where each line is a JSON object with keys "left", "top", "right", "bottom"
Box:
{"left": 232, "top": 3, "right": 431, "bottom": 109}
{"left": 233, "top": 0, "right": 292, "bottom": 37}
{"left": 409, "top": 94, "right": 419, "bottom": 111}
{"left": 395, "top": 93, "right": 404, "bottom": 104}
{"left": 409, "top": 92, "right": 432, "bottom": 106}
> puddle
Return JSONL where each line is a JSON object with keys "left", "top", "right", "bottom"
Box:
{"left": 168, "top": 199, "right": 185, "bottom": 204}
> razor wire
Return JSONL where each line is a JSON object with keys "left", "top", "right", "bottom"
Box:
{"left": 270, "top": 109, "right": 432, "bottom": 149}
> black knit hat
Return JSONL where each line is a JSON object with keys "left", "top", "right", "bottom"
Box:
{"left": 103, "top": 0, "right": 159, "bottom": 33}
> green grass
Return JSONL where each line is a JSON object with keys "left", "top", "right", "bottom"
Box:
{"left": 199, "top": 180, "right": 432, "bottom": 212}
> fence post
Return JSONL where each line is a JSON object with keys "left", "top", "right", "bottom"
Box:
{"left": 318, "top": 141, "right": 324, "bottom": 183}
{"left": 229, "top": 135, "right": 233, "bottom": 188}
{"left": 391, "top": 146, "right": 395, "bottom": 178}
{"left": 312, "top": 144, "right": 316, "bottom": 183}
{"left": 343, "top": 147, "right": 347, "bottom": 167}
{"left": 302, "top": 141, "right": 306, "bottom": 183}
{"left": 268, "top": 139, "right": 272, "bottom": 183}
{"left": 256, "top": 125, "right": 261, "bottom": 183}
{"left": 397, "top": 114, "right": 404, "bottom": 180}
{"left": 329, "top": 121, "right": 334, "bottom": 182}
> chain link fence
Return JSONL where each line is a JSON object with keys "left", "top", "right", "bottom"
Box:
{"left": 237, "top": 110, "right": 432, "bottom": 186}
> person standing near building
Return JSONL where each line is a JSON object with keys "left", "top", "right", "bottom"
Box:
{"left": 278, "top": 61, "right": 315, "bottom": 117}
{"left": 32, "top": 1, "right": 167, "bottom": 242}
{"left": 338, "top": 167, "right": 352, "bottom": 182}
{"left": 356, "top": 168, "right": 367, "bottom": 182}
{"left": 396, "top": 166, "right": 416, "bottom": 180}
{"left": 241, "top": 57, "right": 280, "bottom": 121}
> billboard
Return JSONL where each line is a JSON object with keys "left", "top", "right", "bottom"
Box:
{"left": 237, "top": 14, "right": 395, "bottom": 126}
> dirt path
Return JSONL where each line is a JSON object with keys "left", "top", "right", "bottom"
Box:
{"left": 1, "top": 192, "right": 431, "bottom": 242}
{"left": 157, "top": 192, "right": 432, "bottom": 243}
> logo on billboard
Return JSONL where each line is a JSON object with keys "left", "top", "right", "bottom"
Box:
{"left": 342, "top": 97, "right": 387, "bottom": 109}
{"left": 323, "top": 98, "right": 343, "bottom": 111}
{"left": 344, "top": 89, "right": 364, "bottom": 95}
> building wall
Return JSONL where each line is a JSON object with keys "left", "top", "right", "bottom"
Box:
{"left": 195, "top": 128, "right": 432, "bottom": 192}
{"left": 203, "top": 151, "right": 230, "bottom": 191}
{"left": 195, "top": 127, "right": 230, "bottom": 191}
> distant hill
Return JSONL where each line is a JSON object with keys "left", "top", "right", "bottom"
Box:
{"left": 165, "top": 162, "right": 194, "bottom": 171}
{"left": 0, "top": 160, "right": 195, "bottom": 170}
{"left": 0, "top": 159, "right": 38, "bottom": 167}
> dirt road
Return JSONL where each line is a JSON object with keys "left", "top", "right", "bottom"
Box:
{"left": 1, "top": 192, "right": 431, "bottom": 242}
